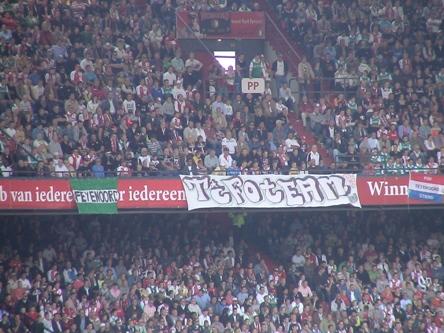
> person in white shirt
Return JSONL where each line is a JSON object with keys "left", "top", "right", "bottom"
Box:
{"left": 279, "top": 80, "right": 295, "bottom": 99}
{"left": 221, "top": 131, "right": 237, "bottom": 154}
{"left": 70, "top": 64, "right": 83, "bottom": 84}
{"left": 199, "top": 310, "right": 211, "bottom": 327}
{"left": 188, "top": 298, "right": 202, "bottom": 316}
{"left": 80, "top": 55, "right": 94, "bottom": 71}
{"left": 87, "top": 96, "right": 99, "bottom": 113}
{"left": 174, "top": 94, "right": 187, "bottom": 113}
{"left": 42, "top": 312, "right": 54, "bottom": 333}
{"left": 256, "top": 285, "right": 268, "bottom": 304}
{"left": 117, "top": 161, "right": 131, "bottom": 176}
{"left": 185, "top": 52, "right": 203, "bottom": 73}
{"left": 367, "top": 132, "right": 381, "bottom": 151}
{"left": 63, "top": 262, "right": 78, "bottom": 284}
{"left": 18, "top": 274, "right": 31, "bottom": 290}
{"left": 293, "top": 297, "right": 304, "bottom": 314}
{"left": 211, "top": 95, "right": 227, "bottom": 114}
{"left": 163, "top": 66, "right": 177, "bottom": 86}
{"left": 306, "top": 144, "right": 321, "bottom": 166}
{"left": 224, "top": 100, "right": 234, "bottom": 119}
{"left": 0, "top": 162, "right": 12, "bottom": 177}
{"left": 123, "top": 94, "right": 136, "bottom": 113}
{"left": 381, "top": 82, "right": 392, "bottom": 99}
{"left": 136, "top": 80, "right": 150, "bottom": 103}
{"left": 285, "top": 132, "right": 300, "bottom": 153}
{"left": 4, "top": 123, "right": 16, "bottom": 138}
{"left": 183, "top": 121, "right": 198, "bottom": 144}
{"left": 276, "top": 100, "right": 289, "bottom": 115}
{"left": 54, "top": 159, "right": 69, "bottom": 178}
{"left": 172, "top": 82, "right": 186, "bottom": 100}
{"left": 138, "top": 148, "right": 151, "bottom": 169}
{"left": 219, "top": 148, "right": 233, "bottom": 169}
{"left": 292, "top": 249, "right": 305, "bottom": 268}
{"left": 195, "top": 122, "right": 206, "bottom": 142}
{"left": 272, "top": 54, "right": 288, "bottom": 92}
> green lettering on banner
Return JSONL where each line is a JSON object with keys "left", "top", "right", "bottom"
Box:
{"left": 70, "top": 178, "right": 118, "bottom": 214}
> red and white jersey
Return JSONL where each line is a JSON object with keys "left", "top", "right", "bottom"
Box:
{"left": 117, "top": 166, "right": 131, "bottom": 176}
{"left": 45, "top": 72, "right": 57, "bottom": 85}
{"left": 66, "top": 111, "right": 78, "bottom": 125}
{"left": 138, "top": 60, "right": 152, "bottom": 75}
{"left": 70, "top": 70, "right": 83, "bottom": 84}
{"left": 68, "top": 154, "right": 82, "bottom": 170}
{"left": 174, "top": 99, "right": 187, "bottom": 113}
{"left": 389, "top": 278, "right": 402, "bottom": 291}
{"left": 136, "top": 85, "right": 149, "bottom": 99}
{"left": 92, "top": 113, "right": 105, "bottom": 128}
{"left": 427, "top": 325, "right": 439, "bottom": 333}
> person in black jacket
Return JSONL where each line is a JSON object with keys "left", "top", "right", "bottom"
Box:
{"left": 272, "top": 54, "right": 289, "bottom": 94}
{"left": 182, "top": 158, "right": 198, "bottom": 175}
{"left": 74, "top": 309, "right": 90, "bottom": 332}
{"left": 156, "top": 120, "right": 172, "bottom": 142}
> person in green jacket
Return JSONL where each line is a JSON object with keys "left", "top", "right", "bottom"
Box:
{"left": 249, "top": 54, "right": 265, "bottom": 78}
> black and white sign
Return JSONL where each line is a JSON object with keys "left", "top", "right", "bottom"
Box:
{"left": 180, "top": 175, "right": 361, "bottom": 210}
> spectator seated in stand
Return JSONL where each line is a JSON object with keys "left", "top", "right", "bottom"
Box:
{"left": 267, "top": 0, "right": 444, "bottom": 174}
{"left": 0, "top": 0, "right": 317, "bottom": 178}
{"left": 0, "top": 210, "right": 444, "bottom": 332}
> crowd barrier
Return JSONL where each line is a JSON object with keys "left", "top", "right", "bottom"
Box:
{"left": 0, "top": 173, "right": 442, "bottom": 211}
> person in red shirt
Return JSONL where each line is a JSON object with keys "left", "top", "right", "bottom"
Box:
{"left": 11, "top": 281, "right": 26, "bottom": 303}
{"left": 25, "top": 306, "right": 39, "bottom": 324}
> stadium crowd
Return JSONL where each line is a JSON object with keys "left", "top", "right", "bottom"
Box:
{"left": 0, "top": 211, "right": 443, "bottom": 333}
{"left": 269, "top": 0, "right": 444, "bottom": 174}
{"left": 1, "top": 0, "right": 444, "bottom": 178}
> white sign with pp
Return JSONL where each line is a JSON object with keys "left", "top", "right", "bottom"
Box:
{"left": 241, "top": 78, "right": 265, "bottom": 94}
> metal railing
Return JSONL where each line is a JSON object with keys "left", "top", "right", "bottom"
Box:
{"left": 0, "top": 128, "right": 38, "bottom": 163}
{"left": 330, "top": 153, "right": 442, "bottom": 175}
{"left": 2, "top": 167, "right": 442, "bottom": 178}
{"left": 289, "top": 76, "right": 392, "bottom": 97}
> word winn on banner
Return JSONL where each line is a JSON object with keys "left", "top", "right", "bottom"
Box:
{"left": 180, "top": 174, "right": 361, "bottom": 211}
{"left": 408, "top": 173, "right": 444, "bottom": 203}
{"left": 71, "top": 178, "right": 119, "bottom": 214}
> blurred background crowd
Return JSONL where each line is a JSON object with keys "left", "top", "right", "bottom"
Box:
{"left": 0, "top": 211, "right": 443, "bottom": 333}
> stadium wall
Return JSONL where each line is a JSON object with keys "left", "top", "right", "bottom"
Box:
{"left": 0, "top": 176, "right": 442, "bottom": 213}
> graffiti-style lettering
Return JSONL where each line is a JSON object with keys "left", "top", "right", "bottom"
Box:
{"left": 179, "top": 175, "right": 361, "bottom": 210}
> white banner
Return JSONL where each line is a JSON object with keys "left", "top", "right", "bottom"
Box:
{"left": 180, "top": 174, "right": 361, "bottom": 210}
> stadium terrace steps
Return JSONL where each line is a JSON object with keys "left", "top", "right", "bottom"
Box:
{"left": 288, "top": 113, "right": 333, "bottom": 168}
{"left": 258, "top": 0, "right": 334, "bottom": 168}
{"left": 259, "top": 0, "right": 301, "bottom": 76}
